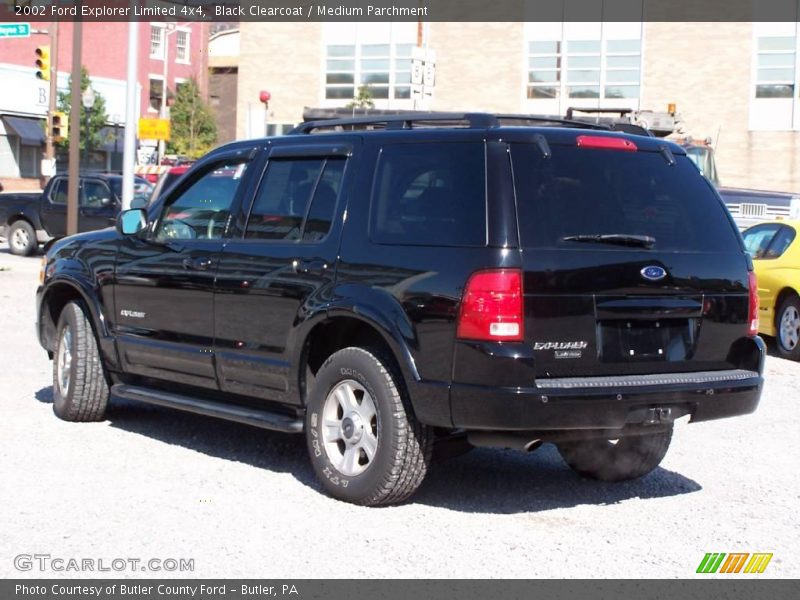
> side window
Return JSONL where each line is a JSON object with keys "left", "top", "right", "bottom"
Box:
{"left": 370, "top": 143, "right": 487, "bottom": 247}
{"left": 765, "top": 225, "right": 796, "bottom": 259}
{"left": 245, "top": 157, "right": 344, "bottom": 242}
{"left": 742, "top": 224, "right": 781, "bottom": 259}
{"left": 155, "top": 159, "right": 249, "bottom": 241}
{"left": 303, "top": 159, "right": 345, "bottom": 242}
{"left": 80, "top": 180, "right": 112, "bottom": 208}
{"left": 50, "top": 179, "right": 68, "bottom": 205}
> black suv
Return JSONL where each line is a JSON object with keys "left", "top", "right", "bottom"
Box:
{"left": 36, "top": 113, "right": 765, "bottom": 505}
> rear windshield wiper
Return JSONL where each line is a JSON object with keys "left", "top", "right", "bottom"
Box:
{"left": 561, "top": 233, "right": 656, "bottom": 249}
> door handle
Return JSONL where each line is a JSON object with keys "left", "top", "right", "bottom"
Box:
{"left": 183, "top": 257, "right": 213, "bottom": 271}
{"left": 292, "top": 259, "right": 328, "bottom": 276}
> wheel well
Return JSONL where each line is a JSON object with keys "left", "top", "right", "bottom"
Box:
{"left": 41, "top": 283, "right": 86, "bottom": 350}
{"left": 301, "top": 317, "right": 400, "bottom": 401}
{"left": 6, "top": 215, "right": 33, "bottom": 229}
{"left": 774, "top": 287, "right": 799, "bottom": 326}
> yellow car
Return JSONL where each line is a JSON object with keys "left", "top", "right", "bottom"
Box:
{"left": 742, "top": 220, "right": 800, "bottom": 359}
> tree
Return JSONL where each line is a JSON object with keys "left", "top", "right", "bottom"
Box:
{"left": 56, "top": 66, "right": 109, "bottom": 154}
{"left": 346, "top": 85, "right": 375, "bottom": 110}
{"left": 167, "top": 78, "right": 217, "bottom": 159}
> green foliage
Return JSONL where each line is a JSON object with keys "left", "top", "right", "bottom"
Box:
{"left": 56, "top": 66, "right": 109, "bottom": 153}
{"left": 166, "top": 78, "right": 217, "bottom": 159}
{"left": 346, "top": 85, "right": 376, "bottom": 109}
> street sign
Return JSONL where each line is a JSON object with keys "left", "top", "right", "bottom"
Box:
{"left": 138, "top": 118, "right": 171, "bottom": 141}
{"left": 0, "top": 23, "right": 30, "bottom": 38}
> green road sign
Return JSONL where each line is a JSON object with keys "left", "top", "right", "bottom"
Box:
{"left": 0, "top": 23, "right": 31, "bottom": 39}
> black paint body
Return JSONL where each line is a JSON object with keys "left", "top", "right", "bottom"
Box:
{"left": 36, "top": 125, "right": 765, "bottom": 435}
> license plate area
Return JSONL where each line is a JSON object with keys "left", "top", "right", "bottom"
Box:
{"left": 598, "top": 319, "right": 698, "bottom": 362}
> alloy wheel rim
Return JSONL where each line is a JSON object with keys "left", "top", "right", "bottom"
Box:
{"left": 56, "top": 326, "right": 73, "bottom": 396}
{"left": 11, "top": 227, "right": 29, "bottom": 250}
{"left": 321, "top": 380, "right": 378, "bottom": 477}
{"left": 779, "top": 306, "right": 800, "bottom": 351}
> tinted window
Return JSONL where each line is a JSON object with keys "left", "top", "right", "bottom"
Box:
{"left": 80, "top": 180, "right": 112, "bottom": 208}
{"left": 109, "top": 177, "right": 153, "bottom": 208}
{"left": 245, "top": 157, "right": 344, "bottom": 242}
{"left": 50, "top": 179, "right": 68, "bottom": 205}
{"left": 371, "top": 143, "right": 486, "bottom": 247}
{"left": 511, "top": 145, "right": 739, "bottom": 252}
{"left": 155, "top": 159, "right": 248, "bottom": 241}
{"left": 743, "top": 224, "right": 796, "bottom": 259}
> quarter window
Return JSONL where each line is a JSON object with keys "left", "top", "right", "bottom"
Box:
{"left": 371, "top": 143, "right": 486, "bottom": 247}
{"left": 155, "top": 159, "right": 249, "bottom": 241}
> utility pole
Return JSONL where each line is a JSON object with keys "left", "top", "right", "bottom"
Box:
{"left": 43, "top": 22, "right": 58, "bottom": 186}
{"left": 66, "top": 22, "right": 82, "bottom": 236}
{"left": 121, "top": 20, "right": 139, "bottom": 211}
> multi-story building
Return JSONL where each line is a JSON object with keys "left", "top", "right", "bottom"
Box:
{"left": 236, "top": 20, "right": 800, "bottom": 193}
{"left": 0, "top": 21, "right": 208, "bottom": 188}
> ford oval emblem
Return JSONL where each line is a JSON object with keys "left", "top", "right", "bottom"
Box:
{"left": 641, "top": 265, "right": 667, "bottom": 281}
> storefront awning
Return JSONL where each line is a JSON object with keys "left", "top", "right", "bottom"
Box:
{"left": 2, "top": 116, "right": 45, "bottom": 146}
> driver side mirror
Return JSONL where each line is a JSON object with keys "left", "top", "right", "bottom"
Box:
{"left": 118, "top": 208, "right": 147, "bottom": 236}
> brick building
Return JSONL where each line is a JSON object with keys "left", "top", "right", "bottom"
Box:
{"left": 0, "top": 21, "right": 208, "bottom": 188}
{"left": 236, "top": 20, "right": 800, "bottom": 193}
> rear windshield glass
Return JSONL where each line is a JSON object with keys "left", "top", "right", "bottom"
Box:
{"left": 511, "top": 145, "right": 740, "bottom": 252}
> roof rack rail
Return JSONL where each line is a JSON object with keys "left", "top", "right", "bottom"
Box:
{"left": 494, "top": 114, "right": 610, "bottom": 130}
{"left": 290, "top": 111, "right": 616, "bottom": 135}
{"left": 290, "top": 112, "right": 499, "bottom": 134}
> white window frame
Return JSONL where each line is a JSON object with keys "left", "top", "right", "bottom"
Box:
{"left": 175, "top": 28, "right": 191, "bottom": 65}
{"left": 749, "top": 22, "right": 800, "bottom": 131}
{"left": 321, "top": 23, "right": 416, "bottom": 109}
{"left": 147, "top": 74, "right": 165, "bottom": 114}
{"left": 524, "top": 22, "right": 643, "bottom": 114}
{"left": 150, "top": 23, "right": 165, "bottom": 61}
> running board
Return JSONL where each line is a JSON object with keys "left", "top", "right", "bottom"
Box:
{"left": 111, "top": 384, "right": 304, "bottom": 433}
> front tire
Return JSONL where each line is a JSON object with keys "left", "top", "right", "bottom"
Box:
{"left": 306, "top": 347, "right": 433, "bottom": 506}
{"left": 8, "top": 220, "right": 36, "bottom": 256}
{"left": 776, "top": 295, "right": 800, "bottom": 360}
{"left": 556, "top": 426, "right": 673, "bottom": 482}
{"left": 53, "top": 301, "right": 109, "bottom": 422}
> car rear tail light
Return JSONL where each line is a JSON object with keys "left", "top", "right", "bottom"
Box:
{"left": 576, "top": 135, "right": 637, "bottom": 152}
{"left": 457, "top": 269, "right": 524, "bottom": 342}
{"left": 747, "top": 271, "right": 759, "bottom": 337}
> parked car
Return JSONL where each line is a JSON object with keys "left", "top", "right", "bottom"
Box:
{"left": 36, "top": 113, "right": 764, "bottom": 505}
{"left": 0, "top": 173, "right": 152, "bottom": 256}
{"left": 742, "top": 220, "right": 800, "bottom": 360}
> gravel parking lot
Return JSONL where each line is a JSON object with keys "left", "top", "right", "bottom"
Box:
{"left": 0, "top": 248, "right": 797, "bottom": 579}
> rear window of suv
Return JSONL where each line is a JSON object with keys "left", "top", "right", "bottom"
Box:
{"left": 371, "top": 142, "right": 486, "bottom": 247}
{"left": 511, "top": 144, "right": 740, "bottom": 252}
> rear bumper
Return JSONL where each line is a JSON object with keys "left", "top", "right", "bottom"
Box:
{"left": 449, "top": 365, "right": 764, "bottom": 431}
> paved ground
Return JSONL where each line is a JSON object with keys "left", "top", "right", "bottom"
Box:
{"left": 0, "top": 247, "right": 797, "bottom": 579}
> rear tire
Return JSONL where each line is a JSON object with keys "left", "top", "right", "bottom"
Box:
{"left": 305, "top": 347, "right": 434, "bottom": 506}
{"left": 776, "top": 295, "right": 800, "bottom": 361}
{"left": 8, "top": 220, "right": 36, "bottom": 256}
{"left": 557, "top": 426, "right": 673, "bottom": 482}
{"left": 52, "top": 301, "right": 109, "bottom": 422}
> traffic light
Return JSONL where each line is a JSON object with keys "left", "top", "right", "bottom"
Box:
{"left": 35, "top": 46, "right": 50, "bottom": 80}
{"left": 51, "top": 111, "right": 68, "bottom": 142}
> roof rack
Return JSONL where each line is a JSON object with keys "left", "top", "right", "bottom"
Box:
{"left": 290, "top": 112, "right": 611, "bottom": 134}
{"left": 291, "top": 112, "right": 497, "bottom": 134}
